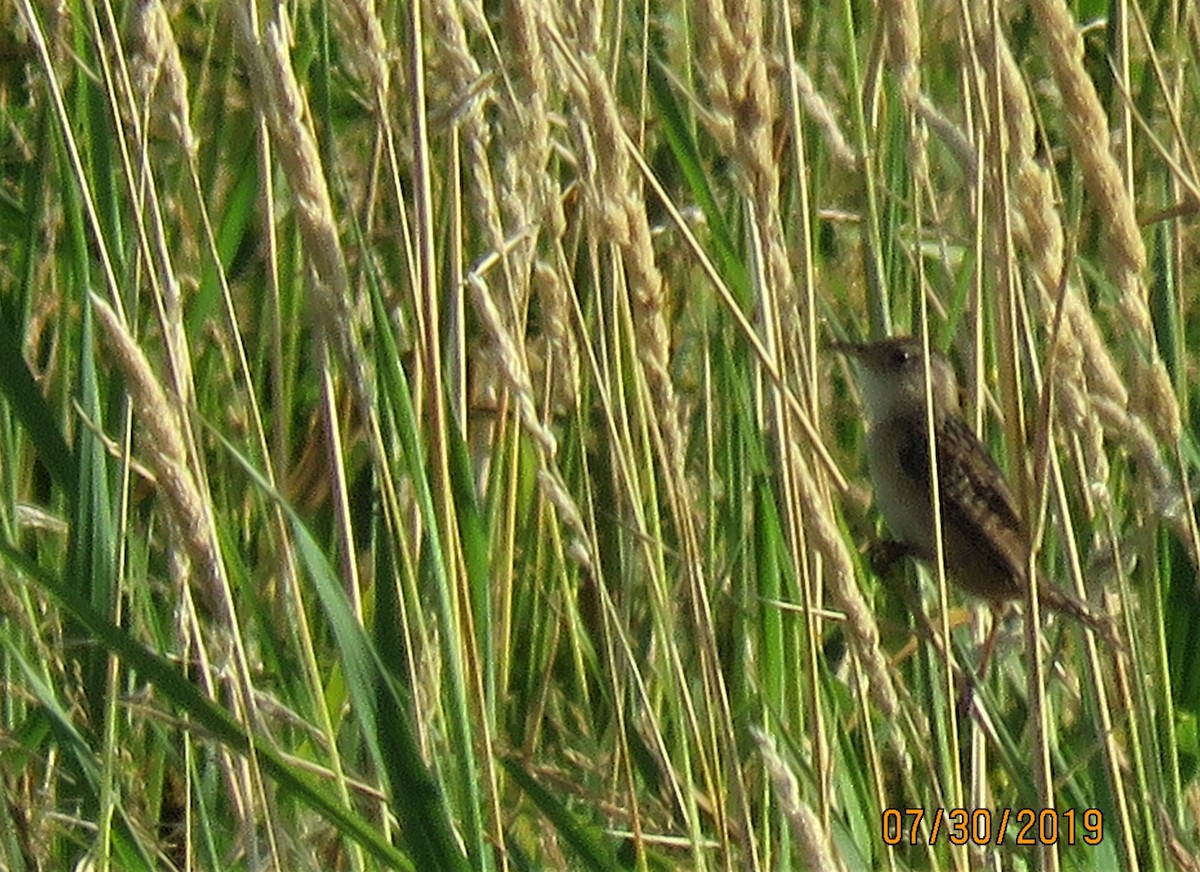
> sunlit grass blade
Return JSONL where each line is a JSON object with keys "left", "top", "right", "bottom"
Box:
{"left": 501, "top": 757, "right": 625, "bottom": 872}
{"left": 211, "top": 427, "right": 472, "bottom": 872}
{"left": 0, "top": 540, "right": 417, "bottom": 870}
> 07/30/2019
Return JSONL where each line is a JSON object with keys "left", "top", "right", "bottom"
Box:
{"left": 881, "top": 807, "right": 1103, "bottom": 847}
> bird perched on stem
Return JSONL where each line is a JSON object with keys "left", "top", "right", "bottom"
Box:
{"left": 832, "top": 335, "right": 1111, "bottom": 637}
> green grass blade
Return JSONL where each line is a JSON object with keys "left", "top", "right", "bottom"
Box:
{"left": 0, "top": 541, "right": 417, "bottom": 871}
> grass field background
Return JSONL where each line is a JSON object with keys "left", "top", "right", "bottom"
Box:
{"left": 1, "top": 0, "right": 1198, "bottom": 869}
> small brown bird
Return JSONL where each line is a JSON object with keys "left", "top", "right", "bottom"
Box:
{"left": 832, "top": 336, "right": 1108, "bottom": 633}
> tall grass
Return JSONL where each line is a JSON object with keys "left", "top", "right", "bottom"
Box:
{"left": 0, "top": 0, "right": 1197, "bottom": 869}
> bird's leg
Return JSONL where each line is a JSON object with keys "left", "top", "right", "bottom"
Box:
{"left": 866, "top": 538, "right": 925, "bottom": 577}
{"left": 956, "top": 603, "right": 1006, "bottom": 720}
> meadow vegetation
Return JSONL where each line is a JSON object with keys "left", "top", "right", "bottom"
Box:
{"left": 0, "top": 0, "right": 1197, "bottom": 868}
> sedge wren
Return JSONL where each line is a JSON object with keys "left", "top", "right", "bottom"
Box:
{"left": 833, "top": 336, "right": 1106, "bottom": 630}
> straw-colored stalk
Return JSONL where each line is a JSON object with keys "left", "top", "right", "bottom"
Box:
{"left": 499, "top": 0, "right": 576, "bottom": 406}
{"left": 235, "top": 14, "right": 374, "bottom": 419}
{"left": 972, "top": 11, "right": 1115, "bottom": 506}
{"left": 127, "top": 0, "right": 196, "bottom": 158}
{"left": 91, "top": 295, "right": 219, "bottom": 608}
{"left": 561, "top": 45, "right": 686, "bottom": 490}
{"left": 1030, "top": 0, "right": 1179, "bottom": 444}
{"left": 971, "top": 9, "right": 1187, "bottom": 558}
{"left": 753, "top": 728, "right": 848, "bottom": 872}
{"left": 699, "top": 0, "right": 918, "bottom": 774}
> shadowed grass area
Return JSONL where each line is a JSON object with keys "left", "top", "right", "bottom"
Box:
{"left": 0, "top": 0, "right": 1197, "bottom": 869}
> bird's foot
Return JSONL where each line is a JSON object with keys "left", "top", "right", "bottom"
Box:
{"left": 866, "top": 538, "right": 921, "bottom": 577}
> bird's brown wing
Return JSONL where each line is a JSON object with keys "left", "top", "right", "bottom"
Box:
{"left": 891, "top": 413, "right": 1117, "bottom": 635}
{"left": 897, "top": 412, "right": 1029, "bottom": 600}
{"left": 935, "top": 416, "right": 1024, "bottom": 531}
